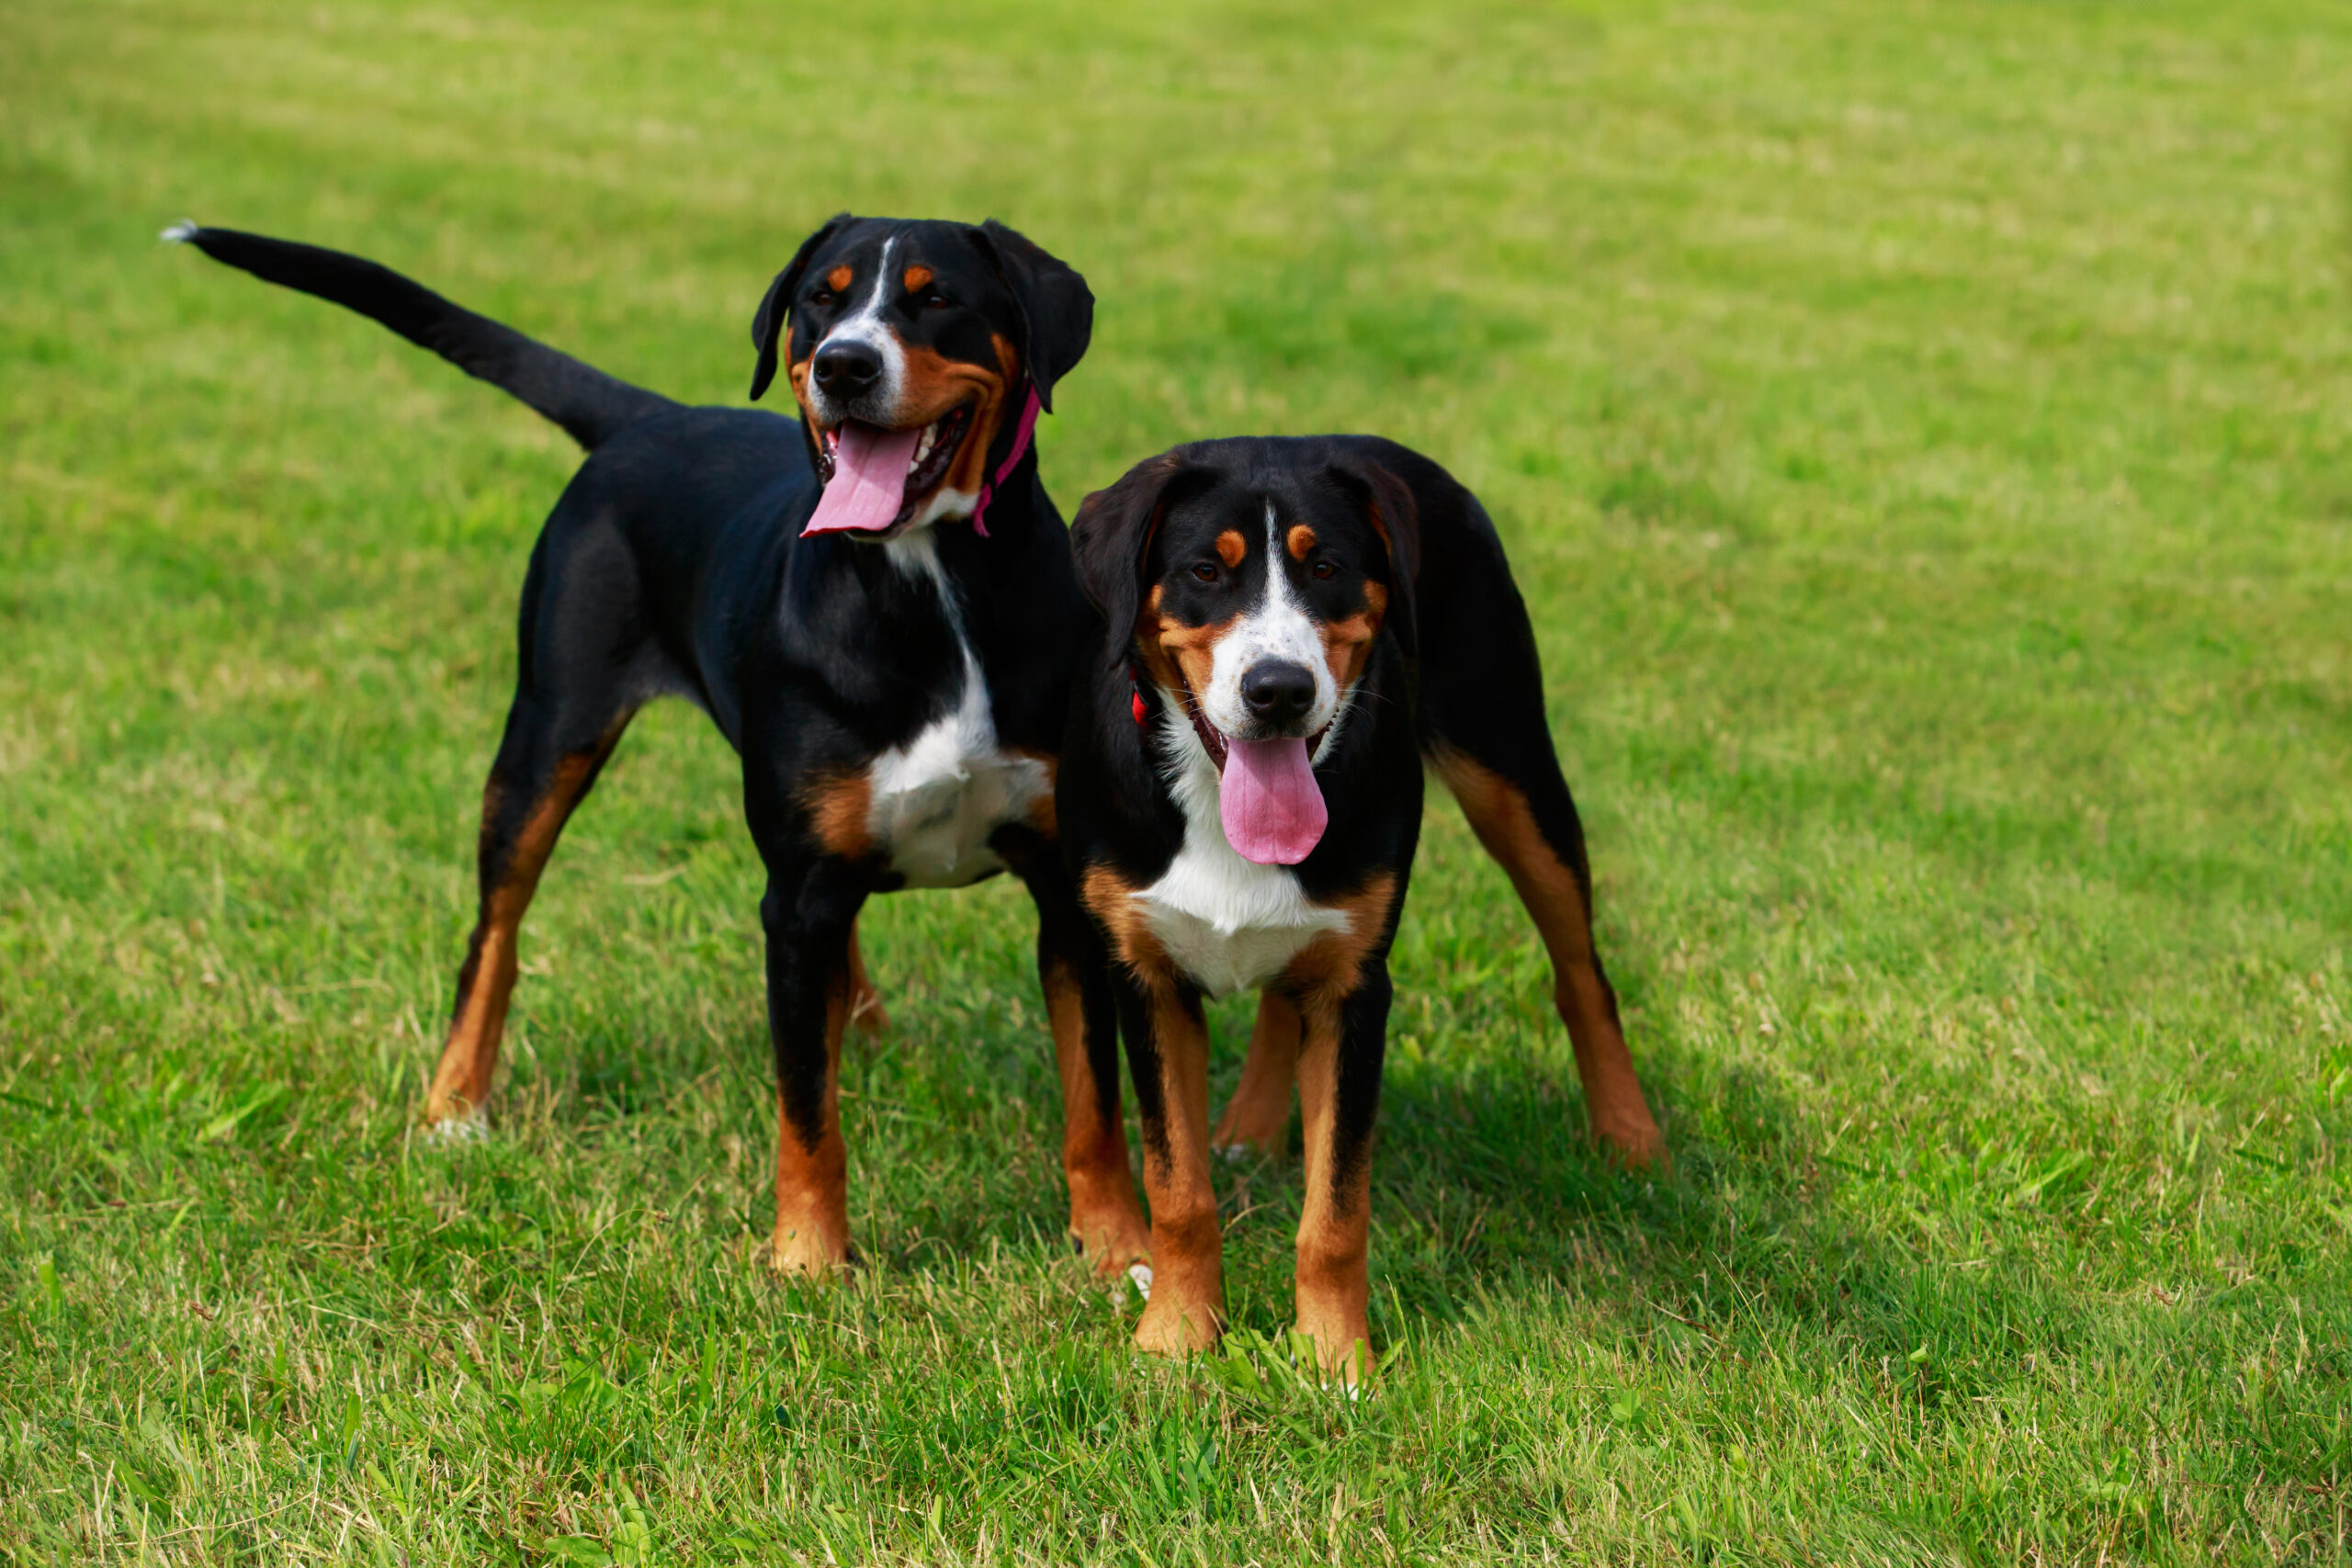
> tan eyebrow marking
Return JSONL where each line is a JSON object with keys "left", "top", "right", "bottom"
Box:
{"left": 1215, "top": 529, "right": 1247, "bottom": 569}
{"left": 1286, "top": 524, "right": 1317, "bottom": 561}
{"left": 903, "top": 265, "right": 933, "bottom": 293}
{"left": 825, "top": 265, "right": 854, "bottom": 292}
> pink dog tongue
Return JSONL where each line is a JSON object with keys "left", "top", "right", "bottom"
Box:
{"left": 1220, "top": 738, "right": 1328, "bottom": 865}
{"left": 802, "top": 423, "right": 922, "bottom": 536}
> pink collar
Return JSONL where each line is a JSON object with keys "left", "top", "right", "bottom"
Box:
{"left": 967, "top": 385, "right": 1042, "bottom": 539}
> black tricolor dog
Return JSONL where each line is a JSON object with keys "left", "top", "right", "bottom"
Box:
{"left": 1062, "top": 437, "right": 1663, "bottom": 1380}
{"left": 169, "top": 216, "right": 1158, "bottom": 1277}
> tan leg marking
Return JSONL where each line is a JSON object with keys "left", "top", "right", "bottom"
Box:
{"left": 1433, "top": 747, "right": 1663, "bottom": 1168}
{"left": 1043, "top": 951, "right": 1150, "bottom": 1273}
{"left": 1131, "top": 981, "right": 1222, "bottom": 1356}
{"left": 772, "top": 960, "right": 853, "bottom": 1276}
{"left": 1279, "top": 873, "right": 1399, "bottom": 1383}
{"left": 424, "top": 742, "right": 613, "bottom": 1128}
{"left": 1082, "top": 865, "right": 1224, "bottom": 1354}
{"left": 1291, "top": 1000, "right": 1372, "bottom": 1385}
{"left": 1212, "top": 991, "right": 1300, "bottom": 1157}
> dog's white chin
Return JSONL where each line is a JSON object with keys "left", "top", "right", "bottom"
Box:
{"left": 828, "top": 484, "right": 982, "bottom": 546}
{"left": 905, "top": 485, "right": 980, "bottom": 528}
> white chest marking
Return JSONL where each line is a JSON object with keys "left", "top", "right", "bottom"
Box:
{"left": 865, "top": 535, "right": 1047, "bottom": 888}
{"left": 1129, "top": 704, "right": 1350, "bottom": 997}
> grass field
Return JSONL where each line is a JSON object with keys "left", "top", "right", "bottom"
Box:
{"left": 5, "top": 0, "right": 2351, "bottom": 1561}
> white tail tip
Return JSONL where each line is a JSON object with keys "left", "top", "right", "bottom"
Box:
{"left": 160, "top": 220, "right": 198, "bottom": 244}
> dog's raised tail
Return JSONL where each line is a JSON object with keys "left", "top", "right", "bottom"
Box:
{"left": 164, "top": 222, "right": 676, "bottom": 451}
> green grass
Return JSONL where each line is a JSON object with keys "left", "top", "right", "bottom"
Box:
{"left": 5, "top": 0, "right": 2350, "bottom": 1560}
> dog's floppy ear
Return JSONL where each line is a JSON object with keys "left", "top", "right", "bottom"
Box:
{"left": 749, "top": 212, "right": 851, "bottom": 402}
{"left": 975, "top": 220, "right": 1093, "bottom": 413}
{"left": 1324, "top": 457, "right": 1422, "bottom": 658}
{"left": 1071, "top": 450, "right": 1207, "bottom": 669}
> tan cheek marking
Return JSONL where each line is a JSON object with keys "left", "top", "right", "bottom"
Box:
{"left": 946, "top": 332, "right": 1025, "bottom": 494}
{"left": 1319, "top": 611, "right": 1381, "bottom": 692}
{"left": 1286, "top": 525, "right": 1317, "bottom": 561}
{"left": 903, "top": 265, "right": 933, "bottom": 292}
{"left": 825, "top": 265, "right": 854, "bottom": 293}
{"left": 1215, "top": 530, "right": 1246, "bottom": 569}
{"left": 1320, "top": 581, "right": 1388, "bottom": 690}
{"left": 894, "top": 343, "right": 1011, "bottom": 493}
{"left": 1157, "top": 615, "right": 1238, "bottom": 704}
{"left": 1133, "top": 588, "right": 1177, "bottom": 691}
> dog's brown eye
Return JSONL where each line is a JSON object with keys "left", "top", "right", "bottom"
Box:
{"left": 1311, "top": 559, "right": 1338, "bottom": 581}
{"left": 810, "top": 288, "right": 836, "bottom": 307}
{"left": 1191, "top": 562, "right": 1220, "bottom": 583}
{"left": 922, "top": 291, "right": 949, "bottom": 310}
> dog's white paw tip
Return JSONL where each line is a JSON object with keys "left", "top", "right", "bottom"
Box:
{"left": 1126, "top": 1263, "right": 1153, "bottom": 1301}
{"left": 419, "top": 1111, "right": 489, "bottom": 1147}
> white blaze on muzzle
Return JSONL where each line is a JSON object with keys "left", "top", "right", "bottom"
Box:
{"left": 1201, "top": 503, "right": 1340, "bottom": 740}
{"left": 805, "top": 235, "right": 907, "bottom": 430}
{"left": 1196, "top": 502, "right": 1340, "bottom": 865}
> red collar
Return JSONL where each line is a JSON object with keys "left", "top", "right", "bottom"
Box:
{"left": 967, "top": 385, "right": 1042, "bottom": 539}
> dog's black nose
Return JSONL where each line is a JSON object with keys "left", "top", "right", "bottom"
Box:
{"left": 1241, "top": 660, "right": 1317, "bottom": 728}
{"left": 811, "top": 340, "right": 884, "bottom": 399}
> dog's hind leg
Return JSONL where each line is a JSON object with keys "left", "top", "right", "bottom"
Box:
{"left": 424, "top": 690, "right": 633, "bottom": 1133}
{"left": 1404, "top": 477, "right": 1662, "bottom": 1167}
{"left": 1429, "top": 738, "right": 1662, "bottom": 1168}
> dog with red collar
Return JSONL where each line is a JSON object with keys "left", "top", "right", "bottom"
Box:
{"left": 1062, "top": 436, "right": 1662, "bottom": 1381}
{"left": 171, "top": 215, "right": 1159, "bottom": 1278}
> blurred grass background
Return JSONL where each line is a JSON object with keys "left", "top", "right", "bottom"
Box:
{"left": 3, "top": 0, "right": 2349, "bottom": 1561}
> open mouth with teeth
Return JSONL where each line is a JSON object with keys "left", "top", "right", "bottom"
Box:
{"left": 1167, "top": 677, "right": 1331, "bottom": 866}
{"left": 802, "top": 406, "right": 975, "bottom": 537}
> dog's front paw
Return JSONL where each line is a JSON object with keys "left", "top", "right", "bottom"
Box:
{"left": 418, "top": 1107, "right": 491, "bottom": 1147}
{"left": 1595, "top": 1111, "right": 1667, "bottom": 1172}
{"left": 769, "top": 1226, "right": 854, "bottom": 1280}
{"left": 1134, "top": 1292, "right": 1224, "bottom": 1358}
{"left": 1293, "top": 1315, "right": 1374, "bottom": 1391}
{"left": 1069, "top": 1209, "right": 1153, "bottom": 1281}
